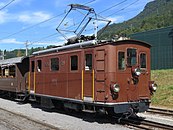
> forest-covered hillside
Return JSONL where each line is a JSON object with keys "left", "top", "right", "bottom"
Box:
{"left": 100, "top": 0, "right": 173, "bottom": 39}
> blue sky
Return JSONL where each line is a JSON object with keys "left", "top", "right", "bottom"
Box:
{"left": 0, "top": 0, "right": 153, "bottom": 50}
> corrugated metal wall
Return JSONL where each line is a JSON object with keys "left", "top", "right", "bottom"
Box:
{"left": 130, "top": 26, "right": 173, "bottom": 70}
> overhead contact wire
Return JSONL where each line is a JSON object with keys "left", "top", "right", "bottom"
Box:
{"left": 0, "top": 0, "right": 15, "bottom": 11}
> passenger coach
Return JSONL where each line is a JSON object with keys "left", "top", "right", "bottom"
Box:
{"left": 0, "top": 57, "right": 29, "bottom": 99}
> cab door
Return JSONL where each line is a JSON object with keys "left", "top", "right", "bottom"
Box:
{"left": 95, "top": 50, "right": 106, "bottom": 101}
{"left": 83, "top": 50, "right": 94, "bottom": 102}
{"left": 138, "top": 52, "right": 150, "bottom": 98}
{"left": 29, "top": 58, "right": 43, "bottom": 94}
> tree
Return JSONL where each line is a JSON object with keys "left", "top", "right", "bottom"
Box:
{"left": 17, "top": 50, "right": 23, "bottom": 57}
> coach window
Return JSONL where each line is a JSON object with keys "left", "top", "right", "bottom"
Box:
{"left": 37, "top": 60, "right": 42, "bottom": 72}
{"left": 127, "top": 48, "right": 137, "bottom": 66}
{"left": 118, "top": 52, "right": 125, "bottom": 70}
{"left": 31, "top": 61, "right": 35, "bottom": 72}
{"left": 9, "top": 65, "right": 15, "bottom": 77}
{"left": 71, "top": 55, "right": 78, "bottom": 71}
{"left": 85, "top": 54, "right": 92, "bottom": 71}
{"left": 51, "top": 58, "right": 59, "bottom": 71}
{"left": 3, "top": 67, "right": 9, "bottom": 77}
{"left": 2, "top": 67, "right": 5, "bottom": 77}
{"left": 140, "top": 53, "right": 146, "bottom": 68}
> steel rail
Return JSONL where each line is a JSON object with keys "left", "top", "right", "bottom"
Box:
{"left": 147, "top": 107, "right": 173, "bottom": 116}
{"left": 119, "top": 117, "right": 173, "bottom": 130}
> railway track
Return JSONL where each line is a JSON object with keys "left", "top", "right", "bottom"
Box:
{"left": 118, "top": 117, "right": 173, "bottom": 130}
{"left": 0, "top": 107, "right": 60, "bottom": 130}
{"left": 1, "top": 101, "right": 173, "bottom": 130}
{"left": 147, "top": 107, "right": 173, "bottom": 117}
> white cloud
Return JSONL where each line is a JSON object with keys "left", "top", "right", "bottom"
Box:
{"left": 0, "top": 11, "right": 8, "bottom": 24}
{"left": 18, "top": 11, "right": 52, "bottom": 24}
{"left": 107, "top": 16, "right": 125, "bottom": 23}
{"left": 0, "top": 38, "right": 24, "bottom": 44}
{"left": 0, "top": 10, "right": 52, "bottom": 25}
{"left": 33, "top": 41, "right": 63, "bottom": 46}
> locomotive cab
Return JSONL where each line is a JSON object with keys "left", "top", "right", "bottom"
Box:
{"left": 105, "top": 40, "right": 156, "bottom": 114}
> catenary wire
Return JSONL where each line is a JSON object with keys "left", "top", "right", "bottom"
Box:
{"left": 107, "top": 0, "right": 140, "bottom": 17}
{"left": 0, "top": 0, "right": 15, "bottom": 11}
{"left": 0, "top": 12, "right": 65, "bottom": 41}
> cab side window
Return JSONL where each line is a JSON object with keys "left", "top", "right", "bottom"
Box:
{"left": 118, "top": 52, "right": 125, "bottom": 70}
{"left": 37, "top": 60, "right": 42, "bottom": 72}
{"left": 51, "top": 58, "right": 59, "bottom": 71}
{"left": 140, "top": 53, "right": 146, "bottom": 68}
{"left": 31, "top": 61, "right": 35, "bottom": 72}
{"left": 85, "top": 54, "right": 92, "bottom": 71}
{"left": 71, "top": 55, "right": 78, "bottom": 71}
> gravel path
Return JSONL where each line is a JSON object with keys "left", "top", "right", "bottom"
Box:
{"left": 0, "top": 98, "right": 130, "bottom": 130}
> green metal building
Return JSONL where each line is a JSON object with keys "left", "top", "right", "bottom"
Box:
{"left": 130, "top": 26, "right": 173, "bottom": 70}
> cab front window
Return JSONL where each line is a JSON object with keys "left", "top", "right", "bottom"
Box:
{"left": 127, "top": 48, "right": 137, "bottom": 66}
{"left": 118, "top": 51, "right": 125, "bottom": 70}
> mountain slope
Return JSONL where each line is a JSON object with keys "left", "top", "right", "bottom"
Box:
{"left": 99, "top": 0, "right": 173, "bottom": 39}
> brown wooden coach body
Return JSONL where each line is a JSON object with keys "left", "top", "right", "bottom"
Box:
{"left": 0, "top": 57, "right": 29, "bottom": 97}
{"left": 27, "top": 39, "right": 154, "bottom": 114}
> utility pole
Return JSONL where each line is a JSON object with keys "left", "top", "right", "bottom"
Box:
{"left": 25, "top": 41, "right": 29, "bottom": 56}
{"left": 0, "top": 50, "right": 5, "bottom": 60}
{"left": 2, "top": 51, "right": 5, "bottom": 60}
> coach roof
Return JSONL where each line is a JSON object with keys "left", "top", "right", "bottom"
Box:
{"left": 0, "top": 56, "right": 27, "bottom": 66}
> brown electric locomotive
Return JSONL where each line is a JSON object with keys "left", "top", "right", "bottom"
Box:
{"left": 28, "top": 39, "right": 156, "bottom": 115}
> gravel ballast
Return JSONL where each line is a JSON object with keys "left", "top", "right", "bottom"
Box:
{"left": 0, "top": 98, "right": 130, "bottom": 130}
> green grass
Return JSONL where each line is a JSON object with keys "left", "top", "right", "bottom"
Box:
{"left": 151, "top": 69, "right": 173, "bottom": 108}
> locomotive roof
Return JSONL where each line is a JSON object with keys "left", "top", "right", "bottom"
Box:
{"left": 32, "top": 39, "right": 151, "bottom": 55}
{"left": 32, "top": 40, "right": 97, "bottom": 55}
{"left": 112, "top": 39, "right": 151, "bottom": 48}
{"left": 0, "top": 56, "right": 27, "bottom": 66}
